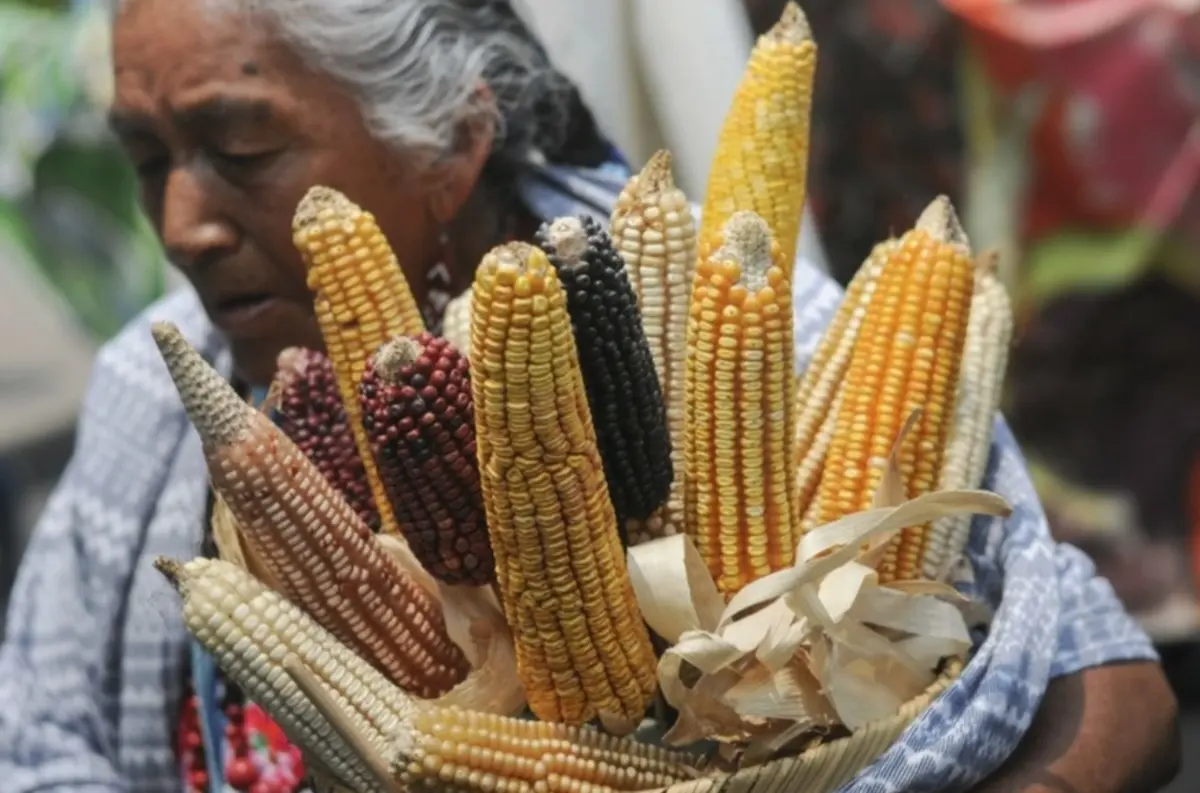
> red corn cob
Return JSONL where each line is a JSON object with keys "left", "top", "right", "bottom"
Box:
{"left": 274, "top": 347, "right": 382, "bottom": 532}
{"left": 359, "top": 333, "right": 494, "bottom": 586}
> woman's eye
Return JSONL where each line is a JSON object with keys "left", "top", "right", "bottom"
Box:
{"left": 210, "top": 149, "right": 279, "bottom": 170}
{"left": 133, "top": 155, "right": 169, "bottom": 178}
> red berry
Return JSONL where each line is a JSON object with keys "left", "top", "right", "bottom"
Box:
{"left": 226, "top": 756, "right": 260, "bottom": 789}
{"left": 188, "top": 769, "right": 208, "bottom": 790}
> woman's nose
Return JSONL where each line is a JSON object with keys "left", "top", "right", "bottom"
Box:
{"left": 160, "top": 166, "right": 238, "bottom": 272}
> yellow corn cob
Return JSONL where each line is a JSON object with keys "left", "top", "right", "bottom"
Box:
{"left": 470, "top": 242, "right": 657, "bottom": 729}
{"left": 391, "top": 705, "right": 705, "bottom": 793}
{"left": 610, "top": 151, "right": 697, "bottom": 544}
{"left": 151, "top": 323, "right": 469, "bottom": 698}
{"left": 922, "top": 252, "right": 1013, "bottom": 580}
{"left": 684, "top": 212, "right": 797, "bottom": 594}
{"left": 293, "top": 186, "right": 426, "bottom": 538}
{"left": 698, "top": 3, "right": 817, "bottom": 273}
{"left": 793, "top": 239, "right": 897, "bottom": 522}
{"left": 812, "top": 196, "right": 976, "bottom": 583}
{"left": 442, "top": 287, "right": 474, "bottom": 358}
{"left": 155, "top": 556, "right": 419, "bottom": 793}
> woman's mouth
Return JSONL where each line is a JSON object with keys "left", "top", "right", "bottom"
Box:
{"left": 211, "top": 293, "right": 282, "bottom": 333}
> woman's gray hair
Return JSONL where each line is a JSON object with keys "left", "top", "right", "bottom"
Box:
{"left": 114, "top": 0, "right": 609, "bottom": 174}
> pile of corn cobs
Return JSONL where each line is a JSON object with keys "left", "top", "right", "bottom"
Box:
{"left": 151, "top": 4, "right": 1015, "bottom": 793}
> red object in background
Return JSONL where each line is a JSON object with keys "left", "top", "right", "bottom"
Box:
{"left": 943, "top": 0, "right": 1200, "bottom": 247}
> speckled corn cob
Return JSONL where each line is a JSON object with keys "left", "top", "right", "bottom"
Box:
{"left": 699, "top": 3, "right": 817, "bottom": 273}
{"left": 275, "top": 347, "right": 381, "bottom": 532}
{"left": 537, "top": 215, "right": 673, "bottom": 528}
{"left": 684, "top": 212, "right": 798, "bottom": 594}
{"left": 391, "top": 706, "right": 705, "bottom": 793}
{"left": 610, "top": 151, "right": 697, "bottom": 543}
{"left": 155, "top": 556, "right": 418, "bottom": 793}
{"left": 812, "top": 197, "right": 976, "bottom": 583}
{"left": 359, "top": 333, "right": 494, "bottom": 586}
{"left": 470, "top": 242, "right": 657, "bottom": 729}
{"left": 793, "top": 239, "right": 897, "bottom": 524}
{"left": 293, "top": 186, "right": 426, "bottom": 537}
{"left": 442, "top": 288, "right": 474, "bottom": 358}
{"left": 151, "top": 322, "right": 469, "bottom": 698}
{"left": 923, "top": 252, "right": 1012, "bottom": 580}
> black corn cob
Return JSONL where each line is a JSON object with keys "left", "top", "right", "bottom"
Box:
{"left": 536, "top": 214, "right": 673, "bottom": 525}
{"left": 359, "top": 332, "right": 494, "bottom": 586}
{"left": 273, "top": 347, "right": 381, "bottom": 532}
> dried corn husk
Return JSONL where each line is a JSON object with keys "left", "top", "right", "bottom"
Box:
{"left": 628, "top": 412, "right": 1011, "bottom": 749}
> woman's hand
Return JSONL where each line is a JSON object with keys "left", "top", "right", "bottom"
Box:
{"left": 970, "top": 661, "right": 1180, "bottom": 793}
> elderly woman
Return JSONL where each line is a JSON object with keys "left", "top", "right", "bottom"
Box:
{"left": 0, "top": 1, "right": 1181, "bottom": 792}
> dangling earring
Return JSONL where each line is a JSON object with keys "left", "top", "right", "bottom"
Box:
{"left": 422, "top": 228, "right": 454, "bottom": 334}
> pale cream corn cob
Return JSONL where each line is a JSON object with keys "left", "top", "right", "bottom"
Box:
{"left": 610, "top": 151, "right": 697, "bottom": 543}
{"left": 922, "top": 251, "right": 1013, "bottom": 580}
{"left": 155, "top": 556, "right": 418, "bottom": 793}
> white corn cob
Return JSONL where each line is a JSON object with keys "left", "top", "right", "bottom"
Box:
{"left": 922, "top": 253, "right": 1013, "bottom": 580}
{"left": 155, "top": 556, "right": 419, "bottom": 793}
{"left": 793, "top": 239, "right": 896, "bottom": 525}
{"left": 441, "top": 288, "right": 473, "bottom": 358}
{"left": 610, "top": 151, "right": 697, "bottom": 544}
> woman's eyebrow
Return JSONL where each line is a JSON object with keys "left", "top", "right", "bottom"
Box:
{"left": 174, "top": 97, "right": 276, "bottom": 129}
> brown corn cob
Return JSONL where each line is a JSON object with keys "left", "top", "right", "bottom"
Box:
{"left": 391, "top": 706, "right": 705, "bottom": 793}
{"left": 470, "top": 242, "right": 658, "bottom": 729}
{"left": 536, "top": 214, "right": 674, "bottom": 528}
{"left": 156, "top": 556, "right": 417, "bottom": 793}
{"left": 151, "top": 322, "right": 469, "bottom": 698}
{"left": 811, "top": 197, "right": 976, "bottom": 583}
{"left": 359, "top": 333, "right": 494, "bottom": 586}
{"left": 293, "top": 186, "right": 426, "bottom": 538}
{"left": 683, "top": 212, "right": 798, "bottom": 594}
{"left": 275, "top": 347, "right": 381, "bottom": 532}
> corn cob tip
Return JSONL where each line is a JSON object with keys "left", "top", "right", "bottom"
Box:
{"left": 715, "top": 211, "right": 773, "bottom": 285}
{"left": 771, "top": 2, "right": 813, "bottom": 44}
{"left": 274, "top": 346, "right": 314, "bottom": 390}
{"left": 976, "top": 248, "right": 1001, "bottom": 276}
{"left": 542, "top": 216, "right": 590, "bottom": 265}
{"left": 372, "top": 336, "right": 424, "bottom": 384}
{"left": 637, "top": 150, "right": 675, "bottom": 192}
{"left": 151, "top": 321, "right": 252, "bottom": 445}
{"left": 293, "top": 185, "right": 356, "bottom": 234}
{"left": 479, "top": 241, "right": 547, "bottom": 278}
{"left": 153, "top": 556, "right": 184, "bottom": 590}
{"left": 915, "top": 195, "right": 970, "bottom": 249}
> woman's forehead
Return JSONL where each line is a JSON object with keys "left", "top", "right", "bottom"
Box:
{"left": 111, "top": 0, "right": 308, "bottom": 115}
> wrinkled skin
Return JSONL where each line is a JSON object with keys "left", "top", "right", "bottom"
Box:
{"left": 111, "top": 0, "right": 495, "bottom": 386}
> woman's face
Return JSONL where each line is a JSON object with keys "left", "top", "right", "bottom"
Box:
{"left": 111, "top": 0, "right": 440, "bottom": 386}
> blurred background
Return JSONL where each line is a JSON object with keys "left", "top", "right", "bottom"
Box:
{"left": 1, "top": 0, "right": 1198, "bottom": 788}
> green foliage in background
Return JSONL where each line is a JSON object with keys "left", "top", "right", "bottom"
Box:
{"left": 0, "top": 0, "right": 165, "bottom": 341}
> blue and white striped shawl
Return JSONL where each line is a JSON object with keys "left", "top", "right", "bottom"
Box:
{"left": 0, "top": 160, "right": 1156, "bottom": 793}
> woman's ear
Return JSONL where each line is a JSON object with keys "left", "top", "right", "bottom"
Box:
{"left": 429, "top": 84, "right": 497, "bottom": 225}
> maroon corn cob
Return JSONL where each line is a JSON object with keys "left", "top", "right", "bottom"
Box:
{"left": 359, "top": 333, "right": 495, "bottom": 586}
{"left": 274, "top": 347, "right": 382, "bottom": 532}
